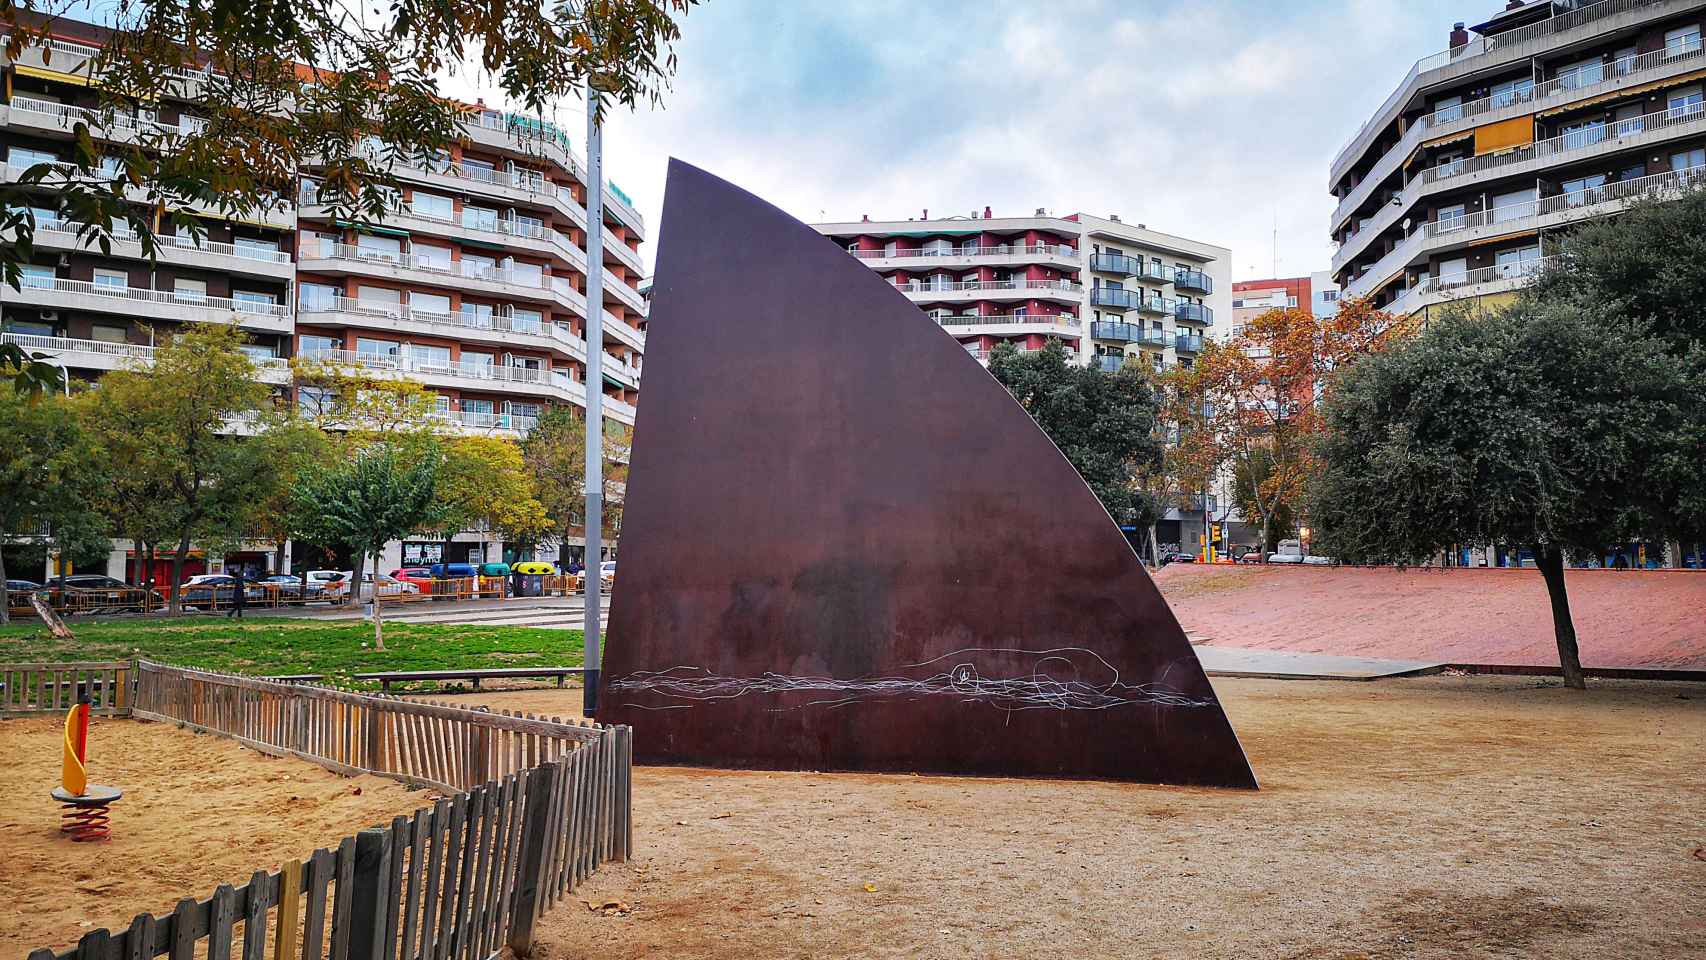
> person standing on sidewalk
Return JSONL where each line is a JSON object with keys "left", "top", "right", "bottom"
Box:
{"left": 227, "top": 571, "right": 247, "bottom": 619}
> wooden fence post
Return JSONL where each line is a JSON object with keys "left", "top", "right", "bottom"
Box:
{"left": 505, "top": 762, "right": 559, "bottom": 959}
{"left": 347, "top": 828, "right": 393, "bottom": 960}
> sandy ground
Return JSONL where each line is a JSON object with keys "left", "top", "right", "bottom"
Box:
{"left": 1157, "top": 565, "right": 1706, "bottom": 669}
{"left": 429, "top": 678, "right": 1706, "bottom": 960}
{"left": 0, "top": 716, "right": 443, "bottom": 956}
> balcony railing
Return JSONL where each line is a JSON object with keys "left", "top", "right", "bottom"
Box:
{"left": 1174, "top": 334, "right": 1205, "bottom": 354}
{"left": 15, "top": 276, "right": 291, "bottom": 319}
{"left": 1137, "top": 328, "right": 1171, "bottom": 348}
{"left": 304, "top": 241, "right": 555, "bottom": 292}
{"left": 936, "top": 313, "right": 1080, "bottom": 328}
{"left": 1137, "top": 261, "right": 1174, "bottom": 283}
{"left": 30, "top": 216, "right": 292, "bottom": 265}
{"left": 302, "top": 348, "right": 553, "bottom": 387}
{"left": 1421, "top": 101, "right": 1706, "bottom": 187}
{"left": 1, "top": 331, "right": 290, "bottom": 374}
{"left": 893, "top": 279, "right": 1083, "bottom": 295}
{"left": 1089, "top": 254, "right": 1142, "bottom": 275}
{"left": 1173, "top": 268, "right": 1212, "bottom": 293}
{"left": 9, "top": 95, "right": 202, "bottom": 140}
{"left": 429, "top": 408, "right": 540, "bottom": 434}
{"left": 1135, "top": 295, "right": 1175, "bottom": 315}
{"left": 1090, "top": 321, "right": 1142, "bottom": 342}
{"left": 1089, "top": 287, "right": 1140, "bottom": 310}
{"left": 1093, "top": 354, "right": 1127, "bottom": 373}
{"left": 1388, "top": 256, "right": 1559, "bottom": 315}
{"left": 299, "top": 295, "right": 580, "bottom": 350}
{"left": 852, "top": 242, "right": 1076, "bottom": 261}
{"left": 1174, "top": 302, "right": 1214, "bottom": 325}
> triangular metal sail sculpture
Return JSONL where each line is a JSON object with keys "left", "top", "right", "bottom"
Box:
{"left": 599, "top": 160, "right": 1257, "bottom": 788}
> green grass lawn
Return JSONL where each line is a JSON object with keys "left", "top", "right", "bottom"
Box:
{"left": 0, "top": 616, "right": 583, "bottom": 689}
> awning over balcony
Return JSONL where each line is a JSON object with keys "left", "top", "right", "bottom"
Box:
{"left": 333, "top": 220, "right": 411, "bottom": 238}
{"left": 1536, "top": 68, "right": 1706, "bottom": 118}
{"left": 13, "top": 64, "right": 93, "bottom": 86}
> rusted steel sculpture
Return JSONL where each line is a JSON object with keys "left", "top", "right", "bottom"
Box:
{"left": 599, "top": 160, "right": 1257, "bottom": 788}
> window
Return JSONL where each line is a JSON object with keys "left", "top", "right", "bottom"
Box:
{"left": 356, "top": 234, "right": 401, "bottom": 261}
{"left": 173, "top": 278, "right": 207, "bottom": 301}
{"left": 922, "top": 239, "right": 952, "bottom": 256}
{"left": 91, "top": 324, "right": 128, "bottom": 343}
{"left": 410, "top": 292, "right": 450, "bottom": 317}
{"left": 299, "top": 283, "right": 339, "bottom": 311}
{"left": 93, "top": 268, "right": 128, "bottom": 289}
{"left": 233, "top": 290, "right": 278, "bottom": 313}
{"left": 1561, "top": 119, "right": 1607, "bottom": 150}
{"left": 462, "top": 205, "right": 499, "bottom": 233}
{"left": 1322, "top": 290, "right": 1339, "bottom": 302}
{"left": 1557, "top": 56, "right": 1603, "bottom": 90}
{"left": 1561, "top": 174, "right": 1607, "bottom": 203}
{"left": 1496, "top": 245, "right": 1543, "bottom": 278}
{"left": 1432, "top": 95, "right": 1463, "bottom": 123}
{"left": 461, "top": 253, "right": 497, "bottom": 278}
{"left": 1437, "top": 258, "right": 1469, "bottom": 285}
{"left": 7, "top": 146, "right": 60, "bottom": 169}
{"left": 233, "top": 236, "right": 279, "bottom": 260}
{"left": 459, "top": 156, "right": 497, "bottom": 181}
{"left": 462, "top": 351, "right": 494, "bottom": 372}
{"left": 1666, "top": 25, "right": 1702, "bottom": 58}
{"left": 407, "top": 344, "right": 451, "bottom": 367}
{"left": 510, "top": 261, "right": 544, "bottom": 287}
{"left": 1287, "top": 296, "right": 1298, "bottom": 307}
{"left": 1673, "top": 148, "right": 1706, "bottom": 171}
{"left": 463, "top": 398, "right": 495, "bottom": 415}
{"left": 241, "top": 344, "right": 277, "bottom": 362}
{"left": 356, "top": 338, "right": 399, "bottom": 359}
{"left": 358, "top": 286, "right": 401, "bottom": 310}
{"left": 299, "top": 335, "right": 339, "bottom": 357}
{"left": 1491, "top": 188, "right": 1538, "bottom": 223}
{"left": 460, "top": 303, "right": 496, "bottom": 327}
{"left": 298, "top": 386, "right": 334, "bottom": 416}
{"left": 413, "top": 243, "right": 453, "bottom": 271}
{"left": 511, "top": 308, "right": 544, "bottom": 333}
{"left": 1668, "top": 85, "right": 1704, "bottom": 119}
{"left": 1490, "top": 76, "right": 1534, "bottom": 108}
{"left": 411, "top": 191, "right": 454, "bottom": 221}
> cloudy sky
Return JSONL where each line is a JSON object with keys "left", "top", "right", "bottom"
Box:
{"left": 499, "top": 0, "right": 1486, "bottom": 281}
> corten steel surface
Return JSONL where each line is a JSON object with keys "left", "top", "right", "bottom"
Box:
{"left": 599, "top": 161, "right": 1257, "bottom": 788}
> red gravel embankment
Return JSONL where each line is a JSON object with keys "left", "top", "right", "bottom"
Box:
{"left": 1155, "top": 564, "right": 1706, "bottom": 669}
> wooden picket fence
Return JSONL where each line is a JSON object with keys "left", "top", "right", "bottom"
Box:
{"left": 0, "top": 661, "right": 133, "bottom": 716}
{"left": 19, "top": 660, "right": 631, "bottom": 960}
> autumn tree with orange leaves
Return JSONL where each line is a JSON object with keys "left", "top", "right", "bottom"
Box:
{"left": 1167, "top": 298, "right": 1414, "bottom": 559}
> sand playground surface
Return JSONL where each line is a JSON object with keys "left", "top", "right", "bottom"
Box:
{"left": 4, "top": 676, "right": 1703, "bottom": 960}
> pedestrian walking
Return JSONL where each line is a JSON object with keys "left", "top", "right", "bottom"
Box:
{"left": 228, "top": 571, "right": 247, "bottom": 619}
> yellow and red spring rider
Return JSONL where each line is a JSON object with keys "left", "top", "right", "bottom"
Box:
{"left": 55, "top": 698, "right": 120, "bottom": 841}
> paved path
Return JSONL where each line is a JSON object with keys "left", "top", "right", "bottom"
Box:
{"left": 1193, "top": 645, "right": 1443, "bottom": 681}
{"left": 255, "top": 595, "right": 607, "bottom": 630}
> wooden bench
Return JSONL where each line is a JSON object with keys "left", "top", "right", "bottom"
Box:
{"left": 351, "top": 666, "right": 586, "bottom": 692}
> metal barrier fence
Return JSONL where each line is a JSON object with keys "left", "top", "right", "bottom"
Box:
{"left": 18, "top": 659, "right": 631, "bottom": 960}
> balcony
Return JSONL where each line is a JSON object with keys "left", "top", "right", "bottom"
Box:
{"left": 1137, "top": 327, "right": 1172, "bottom": 349}
{"left": 9, "top": 277, "right": 293, "bottom": 333}
{"left": 0, "top": 331, "right": 291, "bottom": 383}
{"left": 1136, "top": 261, "right": 1174, "bottom": 284}
{"left": 1089, "top": 288, "right": 1140, "bottom": 311}
{"left": 1089, "top": 254, "right": 1142, "bottom": 276}
{"left": 893, "top": 278, "right": 1083, "bottom": 302}
{"left": 1173, "top": 268, "right": 1212, "bottom": 294}
{"left": 1331, "top": 35, "right": 1706, "bottom": 235}
{"left": 937, "top": 313, "right": 1081, "bottom": 335}
{"left": 1348, "top": 163, "right": 1706, "bottom": 298}
{"left": 428, "top": 408, "right": 540, "bottom": 437}
{"left": 22, "top": 214, "right": 294, "bottom": 280}
{"left": 298, "top": 295, "right": 587, "bottom": 359}
{"left": 1093, "top": 354, "right": 1128, "bottom": 373}
{"left": 1386, "top": 256, "right": 1558, "bottom": 316}
{"left": 1133, "top": 295, "right": 1174, "bottom": 316}
{"left": 1174, "top": 302, "right": 1214, "bottom": 325}
{"left": 1174, "top": 334, "right": 1205, "bottom": 354}
{"left": 299, "top": 241, "right": 559, "bottom": 305}
{"left": 1090, "top": 320, "right": 1144, "bottom": 343}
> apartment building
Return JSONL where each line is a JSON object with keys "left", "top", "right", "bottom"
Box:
{"left": 811, "top": 209, "right": 1230, "bottom": 377}
{"left": 1309, "top": 269, "right": 1342, "bottom": 319}
{"left": 1, "top": 19, "right": 647, "bottom": 578}
{"left": 1231, "top": 276, "right": 1312, "bottom": 334}
{"left": 1329, "top": 0, "right": 1706, "bottom": 320}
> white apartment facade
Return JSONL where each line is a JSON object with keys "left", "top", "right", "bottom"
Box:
{"left": 1329, "top": 0, "right": 1706, "bottom": 318}
{"left": 1, "top": 19, "right": 645, "bottom": 582}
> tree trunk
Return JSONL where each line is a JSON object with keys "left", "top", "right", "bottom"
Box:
{"left": 275, "top": 539, "right": 288, "bottom": 576}
{"left": 1148, "top": 522, "right": 1161, "bottom": 568}
{"left": 1535, "top": 545, "right": 1586, "bottom": 690}
{"left": 371, "top": 547, "right": 385, "bottom": 651}
{"left": 167, "top": 530, "right": 191, "bottom": 615}
{"left": 0, "top": 544, "right": 10, "bottom": 625}
{"left": 347, "top": 547, "right": 365, "bottom": 610}
{"left": 1260, "top": 516, "right": 1271, "bottom": 562}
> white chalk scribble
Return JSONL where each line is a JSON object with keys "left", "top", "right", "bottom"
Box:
{"left": 608, "top": 646, "right": 1213, "bottom": 712}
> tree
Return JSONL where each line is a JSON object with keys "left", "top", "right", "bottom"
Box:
{"left": 240, "top": 417, "right": 336, "bottom": 581}
{"left": 520, "top": 406, "right": 630, "bottom": 563}
{"left": 1311, "top": 302, "right": 1699, "bottom": 689}
{"left": 291, "top": 443, "right": 449, "bottom": 649}
{"left": 293, "top": 358, "right": 440, "bottom": 444}
{"left": 1, "top": 1, "right": 695, "bottom": 389}
{"left": 79, "top": 322, "right": 269, "bottom": 613}
{"left": 1, "top": 342, "right": 68, "bottom": 398}
{"left": 0, "top": 392, "right": 110, "bottom": 623}
{"left": 1173, "top": 300, "right": 1412, "bottom": 560}
{"left": 439, "top": 436, "right": 552, "bottom": 565}
{"left": 988, "top": 341, "right": 1164, "bottom": 527}
{"left": 1231, "top": 446, "right": 1296, "bottom": 554}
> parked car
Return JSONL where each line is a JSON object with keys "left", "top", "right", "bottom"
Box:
{"left": 51, "top": 574, "right": 165, "bottom": 612}
{"left": 599, "top": 560, "right": 616, "bottom": 589}
{"left": 389, "top": 567, "right": 436, "bottom": 593}
{"left": 176, "top": 574, "right": 272, "bottom": 609}
{"left": 1266, "top": 552, "right": 1305, "bottom": 564}
{"left": 361, "top": 573, "right": 421, "bottom": 597}
{"left": 1160, "top": 551, "right": 1197, "bottom": 566}
{"left": 6, "top": 578, "right": 42, "bottom": 592}
{"left": 305, "top": 570, "right": 354, "bottom": 601}
{"left": 259, "top": 574, "right": 323, "bottom": 601}
{"left": 427, "top": 562, "right": 480, "bottom": 580}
